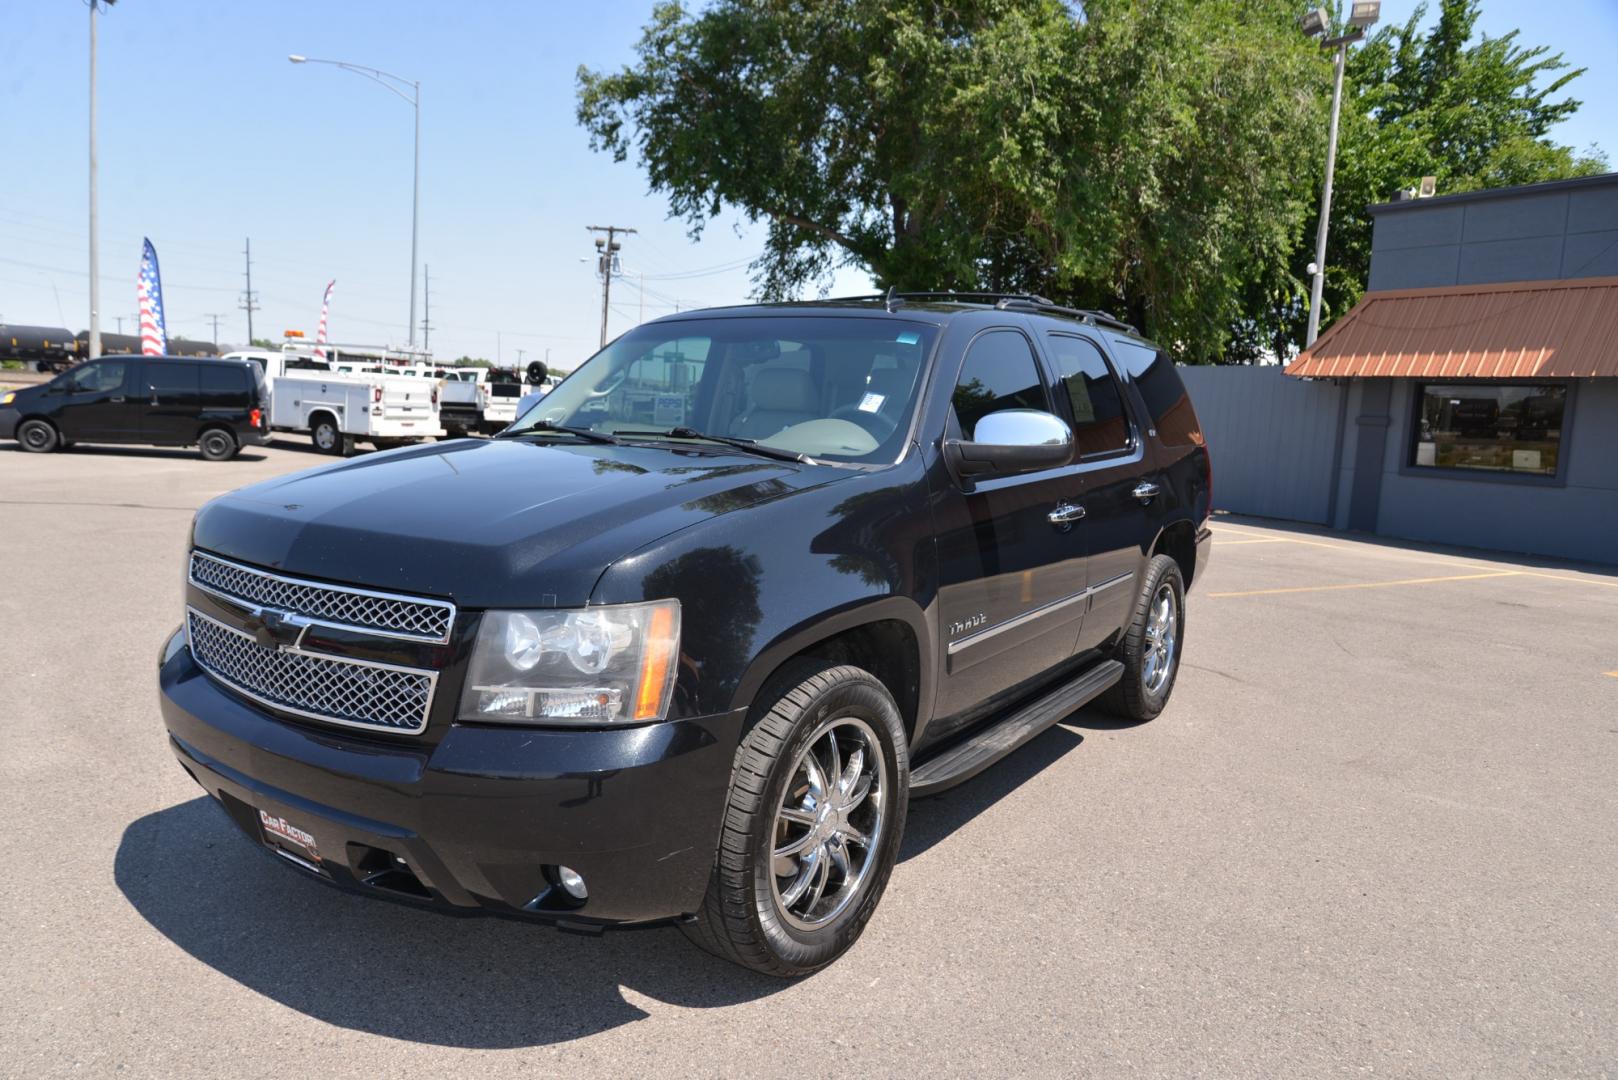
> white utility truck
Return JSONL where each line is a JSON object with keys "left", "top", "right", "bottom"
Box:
{"left": 220, "top": 346, "right": 442, "bottom": 455}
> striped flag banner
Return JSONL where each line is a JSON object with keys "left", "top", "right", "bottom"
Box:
{"left": 136, "top": 238, "right": 168, "bottom": 356}
{"left": 314, "top": 279, "right": 336, "bottom": 359}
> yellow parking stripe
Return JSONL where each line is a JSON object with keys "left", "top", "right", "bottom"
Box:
{"left": 1209, "top": 570, "right": 1520, "bottom": 599}
{"left": 1604, "top": 671, "right": 1618, "bottom": 679}
{"left": 1213, "top": 527, "right": 1618, "bottom": 591}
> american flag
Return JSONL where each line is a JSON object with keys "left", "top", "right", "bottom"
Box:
{"left": 314, "top": 279, "right": 336, "bottom": 359}
{"left": 136, "top": 238, "right": 168, "bottom": 356}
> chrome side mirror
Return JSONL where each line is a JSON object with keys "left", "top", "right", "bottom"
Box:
{"left": 946, "top": 408, "right": 1073, "bottom": 480}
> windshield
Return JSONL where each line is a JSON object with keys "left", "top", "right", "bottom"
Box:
{"left": 507, "top": 316, "right": 937, "bottom": 463}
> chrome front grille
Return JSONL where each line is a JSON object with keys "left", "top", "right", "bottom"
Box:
{"left": 189, "top": 551, "right": 454, "bottom": 643}
{"left": 186, "top": 608, "right": 436, "bottom": 734}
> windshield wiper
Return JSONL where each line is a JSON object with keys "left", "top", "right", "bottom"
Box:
{"left": 615, "top": 426, "right": 811, "bottom": 464}
{"left": 499, "top": 420, "right": 620, "bottom": 445}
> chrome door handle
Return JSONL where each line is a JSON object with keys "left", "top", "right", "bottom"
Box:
{"left": 1048, "top": 503, "right": 1086, "bottom": 525}
{"left": 109, "top": 395, "right": 126, "bottom": 403}
{"left": 1132, "top": 481, "right": 1161, "bottom": 503}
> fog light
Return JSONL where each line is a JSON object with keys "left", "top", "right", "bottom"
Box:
{"left": 556, "top": 865, "right": 588, "bottom": 900}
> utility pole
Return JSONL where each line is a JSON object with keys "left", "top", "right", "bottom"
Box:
{"left": 87, "top": 1, "right": 115, "bottom": 360}
{"left": 202, "top": 312, "right": 225, "bottom": 346}
{"left": 586, "top": 225, "right": 636, "bottom": 348}
{"left": 239, "top": 238, "right": 260, "bottom": 343}
{"left": 419, "top": 263, "right": 432, "bottom": 350}
{"left": 516, "top": 348, "right": 525, "bottom": 367}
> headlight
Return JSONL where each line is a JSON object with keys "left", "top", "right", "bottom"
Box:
{"left": 0, "top": 392, "right": 14, "bottom": 406}
{"left": 458, "top": 600, "right": 680, "bottom": 725}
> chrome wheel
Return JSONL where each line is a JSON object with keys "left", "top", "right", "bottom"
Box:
{"left": 770, "top": 716, "right": 888, "bottom": 931}
{"left": 1142, "top": 582, "right": 1178, "bottom": 695}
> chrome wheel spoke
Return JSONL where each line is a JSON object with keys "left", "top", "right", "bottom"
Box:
{"left": 803, "top": 850, "right": 832, "bottom": 912}
{"left": 828, "top": 839, "right": 853, "bottom": 881}
{"left": 778, "top": 805, "right": 816, "bottom": 828}
{"left": 840, "top": 821, "right": 871, "bottom": 847}
{"left": 774, "top": 827, "right": 815, "bottom": 860}
{"left": 843, "top": 772, "right": 873, "bottom": 812}
{"left": 823, "top": 730, "right": 842, "bottom": 795}
{"left": 838, "top": 746, "right": 864, "bottom": 797}
{"left": 779, "top": 846, "right": 821, "bottom": 907}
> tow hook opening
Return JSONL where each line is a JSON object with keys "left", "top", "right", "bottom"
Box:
{"left": 353, "top": 845, "right": 432, "bottom": 899}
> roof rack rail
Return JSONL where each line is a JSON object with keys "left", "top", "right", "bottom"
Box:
{"left": 993, "top": 297, "right": 1139, "bottom": 333}
{"left": 805, "top": 291, "right": 1141, "bottom": 333}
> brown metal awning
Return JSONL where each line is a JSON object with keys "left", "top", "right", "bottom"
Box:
{"left": 1288, "top": 276, "right": 1618, "bottom": 378}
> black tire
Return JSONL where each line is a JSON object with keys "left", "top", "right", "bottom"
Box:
{"left": 1100, "top": 554, "right": 1186, "bottom": 722}
{"left": 197, "top": 427, "right": 238, "bottom": 461}
{"left": 682, "top": 660, "right": 909, "bottom": 977}
{"left": 311, "top": 415, "right": 342, "bottom": 455}
{"left": 17, "top": 418, "right": 59, "bottom": 453}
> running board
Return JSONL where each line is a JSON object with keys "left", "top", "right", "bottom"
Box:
{"left": 910, "top": 660, "right": 1123, "bottom": 797}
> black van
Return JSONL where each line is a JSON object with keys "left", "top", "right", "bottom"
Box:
{"left": 0, "top": 355, "right": 268, "bottom": 460}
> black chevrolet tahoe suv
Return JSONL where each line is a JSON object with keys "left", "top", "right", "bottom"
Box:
{"left": 2, "top": 354, "right": 268, "bottom": 460}
{"left": 157, "top": 294, "right": 1211, "bottom": 976}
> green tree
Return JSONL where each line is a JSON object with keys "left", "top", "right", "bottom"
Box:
{"left": 1236, "top": 0, "right": 1605, "bottom": 360}
{"left": 579, "top": 0, "right": 1325, "bottom": 362}
{"left": 250, "top": 337, "right": 278, "bottom": 349}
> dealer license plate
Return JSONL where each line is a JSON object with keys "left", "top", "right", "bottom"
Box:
{"left": 259, "top": 809, "right": 322, "bottom": 864}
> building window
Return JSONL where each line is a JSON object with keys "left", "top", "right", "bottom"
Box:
{"left": 1411, "top": 383, "right": 1567, "bottom": 477}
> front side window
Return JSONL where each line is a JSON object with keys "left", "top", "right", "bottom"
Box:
{"left": 1047, "top": 334, "right": 1132, "bottom": 457}
{"left": 510, "top": 317, "right": 938, "bottom": 463}
{"left": 68, "top": 361, "right": 125, "bottom": 394}
{"left": 1412, "top": 383, "right": 1567, "bottom": 477}
{"left": 951, "top": 330, "right": 1049, "bottom": 440}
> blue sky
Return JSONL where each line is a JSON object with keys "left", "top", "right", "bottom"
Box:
{"left": 2, "top": 0, "right": 1613, "bottom": 369}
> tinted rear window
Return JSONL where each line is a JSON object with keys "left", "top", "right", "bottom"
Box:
{"left": 199, "top": 364, "right": 248, "bottom": 395}
{"left": 1106, "top": 336, "right": 1202, "bottom": 448}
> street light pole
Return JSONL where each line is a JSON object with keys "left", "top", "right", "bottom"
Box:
{"left": 87, "top": 1, "right": 115, "bottom": 360}
{"left": 1305, "top": 42, "right": 1347, "bottom": 349}
{"left": 289, "top": 55, "right": 420, "bottom": 346}
{"left": 1300, "top": 3, "right": 1379, "bottom": 351}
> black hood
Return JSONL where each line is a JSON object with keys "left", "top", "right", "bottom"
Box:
{"left": 191, "top": 437, "right": 847, "bottom": 607}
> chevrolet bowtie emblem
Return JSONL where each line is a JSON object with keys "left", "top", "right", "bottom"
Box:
{"left": 244, "top": 605, "right": 314, "bottom": 650}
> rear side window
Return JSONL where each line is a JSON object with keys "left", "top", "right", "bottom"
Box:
{"left": 199, "top": 363, "right": 248, "bottom": 402}
{"left": 145, "top": 361, "right": 197, "bottom": 397}
{"left": 1046, "top": 334, "right": 1132, "bottom": 457}
{"left": 952, "top": 330, "right": 1049, "bottom": 439}
{"left": 1107, "top": 336, "right": 1202, "bottom": 448}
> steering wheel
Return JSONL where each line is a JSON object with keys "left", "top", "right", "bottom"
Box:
{"left": 829, "top": 404, "right": 898, "bottom": 442}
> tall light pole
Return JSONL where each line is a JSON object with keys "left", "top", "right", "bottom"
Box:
{"left": 88, "top": 0, "right": 116, "bottom": 360}
{"left": 289, "top": 54, "right": 421, "bottom": 346}
{"left": 1301, "top": 2, "right": 1380, "bottom": 349}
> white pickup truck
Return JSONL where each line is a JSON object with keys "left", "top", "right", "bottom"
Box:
{"left": 220, "top": 348, "right": 442, "bottom": 454}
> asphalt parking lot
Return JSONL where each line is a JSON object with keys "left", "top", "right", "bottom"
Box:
{"left": 3, "top": 439, "right": 1615, "bottom": 1079}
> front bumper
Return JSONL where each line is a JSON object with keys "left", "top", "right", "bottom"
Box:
{"left": 158, "top": 631, "right": 742, "bottom": 926}
{"left": 0, "top": 406, "right": 18, "bottom": 441}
